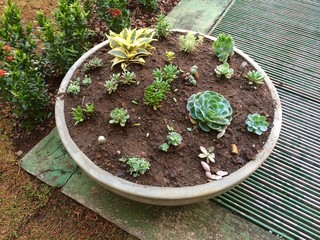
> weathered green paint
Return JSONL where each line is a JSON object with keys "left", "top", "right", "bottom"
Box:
{"left": 62, "top": 169, "right": 278, "bottom": 240}
{"left": 20, "top": 128, "right": 78, "bottom": 187}
{"left": 166, "top": 0, "right": 233, "bottom": 33}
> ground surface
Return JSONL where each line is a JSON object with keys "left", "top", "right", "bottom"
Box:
{"left": 0, "top": 0, "right": 177, "bottom": 239}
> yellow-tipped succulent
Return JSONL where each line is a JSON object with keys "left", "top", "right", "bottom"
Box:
{"left": 107, "top": 28, "right": 157, "bottom": 70}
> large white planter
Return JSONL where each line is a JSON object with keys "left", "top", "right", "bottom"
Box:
{"left": 55, "top": 30, "right": 282, "bottom": 206}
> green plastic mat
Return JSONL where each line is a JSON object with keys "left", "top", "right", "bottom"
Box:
{"left": 211, "top": 0, "right": 320, "bottom": 239}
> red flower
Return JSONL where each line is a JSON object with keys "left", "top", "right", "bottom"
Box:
{"left": 6, "top": 55, "right": 14, "bottom": 62}
{"left": 107, "top": 8, "right": 122, "bottom": 17}
{"left": 0, "top": 69, "right": 7, "bottom": 77}
{"left": 3, "top": 45, "right": 10, "bottom": 53}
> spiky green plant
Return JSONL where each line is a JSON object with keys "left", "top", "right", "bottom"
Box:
{"left": 83, "top": 57, "right": 103, "bottom": 71}
{"left": 120, "top": 71, "right": 136, "bottom": 84}
{"left": 104, "top": 79, "right": 118, "bottom": 94}
{"left": 71, "top": 103, "right": 94, "bottom": 125}
{"left": 213, "top": 33, "right": 235, "bottom": 62}
{"left": 82, "top": 75, "right": 92, "bottom": 86}
{"left": 214, "top": 62, "right": 234, "bottom": 79}
{"left": 125, "top": 157, "right": 151, "bottom": 177}
{"left": 187, "top": 91, "right": 233, "bottom": 132}
{"left": 179, "top": 32, "right": 203, "bottom": 53}
{"left": 155, "top": 13, "right": 171, "bottom": 38}
{"left": 246, "top": 70, "right": 264, "bottom": 85}
{"left": 109, "top": 107, "right": 130, "bottom": 126}
{"left": 245, "top": 113, "right": 269, "bottom": 135}
{"left": 144, "top": 79, "right": 170, "bottom": 110}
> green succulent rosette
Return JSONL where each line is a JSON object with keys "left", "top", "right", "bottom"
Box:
{"left": 245, "top": 113, "right": 269, "bottom": 135}
{"left": 187, "top": 91, "right": 233, "bottom": 132}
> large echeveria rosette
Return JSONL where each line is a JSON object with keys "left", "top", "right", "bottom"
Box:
{"left": 187, "top": 91, "right": 233, "bottom": 132}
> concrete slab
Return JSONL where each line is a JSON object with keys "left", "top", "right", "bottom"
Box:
{"left": 20, "top": 128, "right": 78, "bottom": 187}
{"left": 166, "top": 0, "right": 233, "bottom": 33}
{"left": 62, "top": 169, "right": 278, "bottom": 240}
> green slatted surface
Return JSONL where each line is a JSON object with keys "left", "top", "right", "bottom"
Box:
{"left": 211, "top": 0, "right": 320, "bottom": 239}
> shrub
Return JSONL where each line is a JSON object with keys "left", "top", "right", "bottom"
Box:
{"left": 245, "top": 113, "right": 269, "bottom": 135}
{"left": 37, "top": 0, "right": 91, "bottom": 75}
{"left": 109, "top": 108, "right": 130, "bottom": 126}
{"left": 214, "top": 62, "right": 234, "bottom": 79}
{"left": 95, "top": 0, "right": 130, "bottom": 33}
{"left": 155, "top": 13, "right": 171, "bottom": 38}
{"left": 0, "top": 0, "right": 37, "bottom": 55}
{"left": 107, "top": 28, "right": 156, "bottom": 70}
{"left": 213, "top": 33, "right": 234, "bottom": 63}
{"left": 179, "top": 32, "right": 203, "bottom": 53}
{"left": 246, "top": 70, "right": 264, "bottom": 85}
{"left": 187, "top": 91, "right": 233, "bottom": 132}
{"left": 138, "top": 0, "right": 158, "bottom": 11}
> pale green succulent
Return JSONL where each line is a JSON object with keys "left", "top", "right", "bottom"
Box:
{"left": 187, "top": 91, "right": 233, "bottom": 132}
{"left": 126, "top": 157, "right": 151, "bottom": 177}
{"left": 213, "top": 33, "right": 235, "bottom": 62}
{"left": 109, "top": 108, "right": 130, "bottom": 127}
{"left": 67, "top": 79, "right": 80, "bottom": 95}
{"left": 245, "top": 113, "right": 269, "bottom": 135}
{"left": 214, "top": 62, "right": 234, "bottom": 79}
{"left": 82, "top": 75, "right": 92, "bottom": 86}
{"left": 83, "top": 57, "right": 103, "bottom": 71}
{"left": 179, "top": 32, "right": 203, "bottom": 53}
{"left": 104, "top": 79, "right": 118, "bottom": 94}
{"left": 167, "top": 132, "right": 182, "bottom": 146}
{"left": 246, "top": 70, "right": 264, "bottom": 85}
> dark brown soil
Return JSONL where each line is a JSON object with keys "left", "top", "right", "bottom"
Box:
{"left": 64, "top": 32, "right": 275, "bottom": 187}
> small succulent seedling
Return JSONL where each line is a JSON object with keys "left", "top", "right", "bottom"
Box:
{"left": 163, "top": 64, "right": 180, "bottom": 83}
{"left": 184, "top": 65, "right": 198, "bottom": 85}
{"left": 82, "top": 75, "right": 92, "bottom": 86}
{"left": 246, "top": 70, "right": 264, "bottom": 85}
{"left": 83, "top": 57, "right": 103, "bottom": 71}
{"left": 67, "top": 79, "right": 80, "bottom": 95}
{"left": 144, "top": 79, "right": 170, "bottom": 110}
{"left": 121, "top": 71, "right": 136, "bottom": 85}
{"left": 179, "top": 32, "right": 203, "bottom": 53}
{"left": 159, "top": 143, "right": 169, "bottom": 152}
{"left": 215, "top": 62, "right": 234, "bottom": 79}
{"left": 187, "top": 91, "right": 233, "bottom": 132}
{"left": 120, "top": 157, "right": 151, "bottom": 177}
{"left": 198, "top": 146, "right": 215, "bottom": 163}
{"left": 165, "top": 51, "right": 175, "bottom": 63}
{"left": 246, "top": 113, "right": 269, "bottom": 135}
{"left": 71, "top": 103, "right": 95, "bottom": 125}
{"left": 104, "top": 79, "right": 118, "bottom": 94}
{"left": 155, "top": 13, "right": 171, "bottom": 38}
{"left": 213, "top": 33, "right": 235, "bottom": 62}
{"left": 109, "top": 108, "right": 130, "bottom": 127}
{"left": 167, "top": 132, "right": 182, "bottom": 146}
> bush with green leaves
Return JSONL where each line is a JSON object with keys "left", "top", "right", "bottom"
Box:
{"left": 107, "top": 28, "right": 156, "bottom": 70}
{"left": 245, "top": 113, "right": 269, "bottom": 135}
{"left": 109, "top": 108, "right": 130, "bottom": 126}
{"left": 72, "top": 103, "right": 94, "bottom": 125}
{"left": 214, "top": 62, "right": 234, "bottom": 79}
{"left": 120, "top": 157, "right": 151, "bottom": 177}
{"left": 144, "top": 79, "right": 170, "bottom": 110}
{"left": 83, "top": 57, "right": 103, "bottom": 72}
{"left": 138, "top": 0, "right": 158, "bottom": 11}
{"left": 213, "top": 33, "right": 235, "bottom": 62}
{"left": 187, "top": 91, "right": 233, "bottom": 132}
{"left": 179, "top": 32, "right": 203, "bottom": 53}
{"left": 155, "top": 13, "right": 171, "bottom": 38}
{"left": 37, "top": 0, "right": 91, "bottom": 75}
{"left": 0, "top": 0, "right": 37, "bottom": 55}
{"left": 246, "top": 70, "right": 264, "bottom": 85}
{"left": 95, "top": 0, "right": 130, "bottom": 33}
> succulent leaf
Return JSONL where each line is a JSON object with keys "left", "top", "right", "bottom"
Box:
{"left": 213, "top": 33, "right": 235, "bottom": 62}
